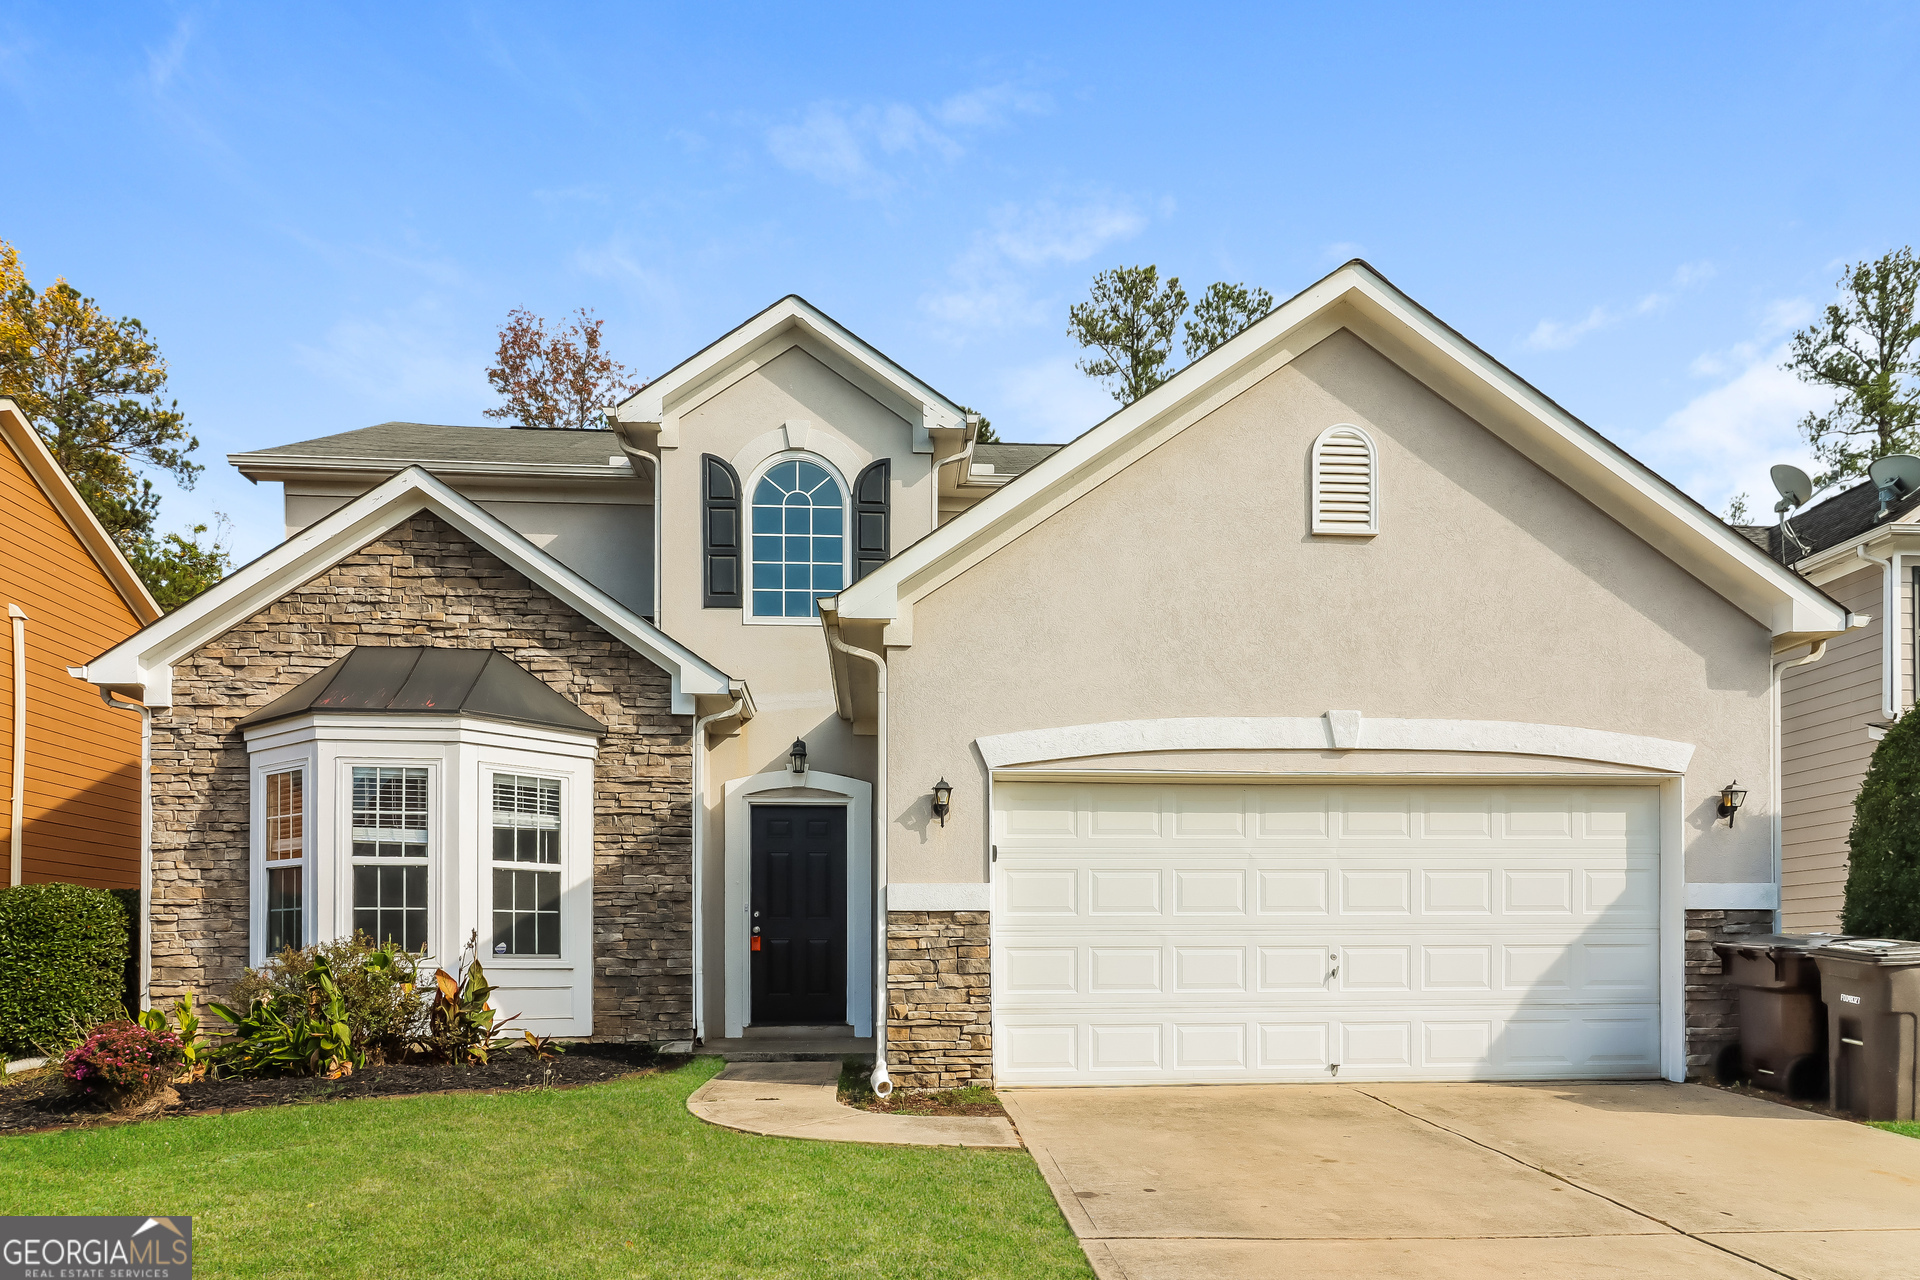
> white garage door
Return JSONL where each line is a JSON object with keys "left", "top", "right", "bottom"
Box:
{"left": 992, "top": 781, "right": 1661, "bottom": 1085}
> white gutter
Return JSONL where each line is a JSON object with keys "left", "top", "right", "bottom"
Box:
{"left": 97, "top": 688, "right": 152, "bottom": 1010}
{"left": 1771, "top": 639, "right": 1831, "bottom": 931}
{"left": 7, "top": 605, "right": 24, "bottom": 886}
{"left": 690, "top": 689, "right": 745, "bottom": 1044}
{"left": 929, "top": 418, "right": 979, "bottom": 530}
{"left": 823, "top": 622, "right": 892, "bottom": 1097}
{"left": 1857, "top": 544, "right": 1901, "bottom": 718}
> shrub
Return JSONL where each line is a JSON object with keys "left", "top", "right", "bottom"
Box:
{"left": 228, "top": 933, "right": 425, "bottom": 1062}
{"left": 1844, "top": 703, "right": 1920, "bottom": 939}
{"left": 0, "top": 882, "right": 130, "bottom": 1056}
{"left": 62, "top": 1019, "right": 183, "bottom": 1108}
{"left": 210, "top": 954, "right": 364, "bottom": 1079}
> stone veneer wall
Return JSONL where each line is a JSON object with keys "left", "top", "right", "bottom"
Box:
{"left": 1684, "top": 906, "right": 1776, "bottom": 1077}
{"left": 885, "top": 910, "right": 992, "bottom": 1088}
{"left": 148, "top": 513, "right": 694, "bottom": 1041}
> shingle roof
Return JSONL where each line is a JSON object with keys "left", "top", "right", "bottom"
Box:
{"left": 236, "top": 646, "right": 605, "bottom": 735}
{"left": 1776, "top": 478, "right": 1920, "bottom": 561}
{"left": 973, "top": 443, "right": 1061, "bottom": 477}
{"left": 245, "top": 421, "right": 624, "bottom": 465}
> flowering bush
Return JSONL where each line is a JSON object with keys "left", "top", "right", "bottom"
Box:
{"left": 62, "top": 1020, "right": 185, "bottom": 1107}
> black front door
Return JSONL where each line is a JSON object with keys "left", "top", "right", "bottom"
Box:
{"left": 750, "top": 805, "right": 848, "bottom": 1025}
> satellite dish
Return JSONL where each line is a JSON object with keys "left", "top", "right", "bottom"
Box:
{"left": 1770, "top": 464, "right": 1813, "bottom": 511}
{"left": 1869, "top": 454, "right": 1920, "bottom": 519}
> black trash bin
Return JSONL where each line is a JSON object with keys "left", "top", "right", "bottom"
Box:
{"left": 1810, "top": 937, "right": 1920, "bottom": 1121}
{"left": 1711, "top": 933, "right": 1844, "bottom": 1099}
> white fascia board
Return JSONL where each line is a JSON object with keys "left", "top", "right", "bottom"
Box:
{"left": 83, "top": 465, "right": 733, "bottom": 713}
{"left": 832, "top": 263, "right": 1849, "bottom": 641}
{"left": 240, "top": 712, "right": 602, "bottom": 756}
{"left": 229, "top": 454, "right": 637, "bottom": 485}
{"left": 611, "top": 296, "right": 963, "bottom": 450}
{"left": 1793, "top": 520, "right": 1920, "bottom": 586}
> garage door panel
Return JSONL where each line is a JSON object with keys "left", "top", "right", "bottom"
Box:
{"left": 994, "top": 782, "right": 1662, "bottom": 1085}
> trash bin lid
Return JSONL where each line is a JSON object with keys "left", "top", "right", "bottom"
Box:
{"left": 1711, "top": 933, "right": 1848, "bottom": 957}
{"left": 1811, "top": 938, "right": 1920, "bottom": 965}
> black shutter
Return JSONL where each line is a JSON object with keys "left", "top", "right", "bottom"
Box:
{"left": 702, "top": 454, "right": 743, "bottom": 608}
{"left": 853, "top": 459, "right": 890, "bottom": 582}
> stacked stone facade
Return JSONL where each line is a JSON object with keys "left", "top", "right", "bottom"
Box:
{"left": 1683, "top": 906, "right": 1775, "bottom": 1077}
{"left": 147, "top": 513, "right": 694, "bottom": 1041}
{"left": 885, "top": 910, "right": 991, "bottom": 1088}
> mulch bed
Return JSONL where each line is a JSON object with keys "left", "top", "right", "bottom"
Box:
{"left": 840, "top": 1084, "right": 1007, "bottom": 1119}
{"left": 0, "top": 1044, "right": 682, "bottom": 1136}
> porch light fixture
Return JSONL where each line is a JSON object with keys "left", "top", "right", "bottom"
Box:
{"left": 1717, "top": 781, "right": 1747, "bottom": 827}
{"left": 788, "top": 738, "right": 808, "bottom": 775}
{"left": 931, "top": 778, "right": 952, "bottom": 827}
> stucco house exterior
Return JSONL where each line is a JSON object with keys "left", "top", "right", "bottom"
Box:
{"left": 82, "top": 262, "right": 1851, "bottom": 1089}
{"left": 0, "top": 397, "right": 162, "bottom": 891}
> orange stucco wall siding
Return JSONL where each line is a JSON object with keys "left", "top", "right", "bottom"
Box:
{"left": 0, "top": 433, "right": 144, "bottom": 889}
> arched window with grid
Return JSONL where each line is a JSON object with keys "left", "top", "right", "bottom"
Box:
{"left": 750, "top": 459, "right": 846, "bottom": 619}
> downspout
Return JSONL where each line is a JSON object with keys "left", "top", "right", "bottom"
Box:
{"left": 1772, "top": 639, "right": 1831, "bottom": 932}
{"left": 98, "top": 688, "right": 152, "bottom": 1010}
{"left": 929, "top": 417, "right": 979, "bottom": 531}
{"left": 7, "top": 605, "right": 23, "bottom": 886}
{"left": 689, "top": 689, "right": 745, "bottom": 1045}
{"left": 608, "top": 416, "right": 663, "bottom": 629}
{"left": 1858, "top": 544, "right": 1899, "bottom": 718}
{"left": 824, "top": 622, "right": 892, "bottom": 1097}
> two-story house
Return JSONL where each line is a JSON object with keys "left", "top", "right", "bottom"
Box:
{"left": 84, "top": 264, "right": 1854, "bottom": 1089}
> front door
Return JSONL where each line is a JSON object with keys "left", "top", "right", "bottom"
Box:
{"left": 750, "top": 804, "right": 848, "bottom": 1025}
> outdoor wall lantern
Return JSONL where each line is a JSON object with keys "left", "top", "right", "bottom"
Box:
{"left": 788, "top": 738, "right": 808, "bottom": 776}
{"left": 1718, "top": 781, "right": 1747, "bottom": 826}
{"left": 931, "top": 778, "right": 953, "bottom": 827}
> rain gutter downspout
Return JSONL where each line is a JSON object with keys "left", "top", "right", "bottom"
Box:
{"left": 824, "top": 620, "right": 892, "bottom": 1098}
{"left": 929, "top": 417, "right": 979, "bottom": 531}
{"left": 1772, "top": 638, "right": 1832, "bottom": 932}
{"left": 609, "top": 421, "right": 664, "bottom": 629}
{"left": 98, "top": 687, "right": 152, "bottom": 1010}
{"left": 1858, "top": 543, "right": 1900, "bottom": 718}
{"left": 690, "top": 688, "right": 745, "bottom": 1045}
{"left": 7, "top": 606, "right": 23, "bottom": 886}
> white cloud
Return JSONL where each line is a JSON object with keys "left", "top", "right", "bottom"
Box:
{"left": 933, "top": 84, "right": 1050, "bottom": 128}
{"left": 145, "top": 14, "right": 192, "bottom": 91}
{"left": 293, "top": 311, "right": 491, "bottom": 412}
{"left": 923, "top": 196, "right": 1148, "bottom": 336}
{"left": 1525, "top": 262, "right": 1717, "bottom": 352}
{"left": 766, "top": 83, "right": 1044, "bottom": 197}
{"left": 987, "top": 356, "right": 1120, "bottom": 442}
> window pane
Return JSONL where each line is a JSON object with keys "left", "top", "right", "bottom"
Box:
{"left": 749, "top": 459, "right": 845, "bottom": 625}
{"left": 784, "top": 563, "right": 810, "bottom": 589}
{"left": 784, "top": 591, "right": 814, "bottom": 618}
{"left": 752, "top": 563, "right": 781, "bottom": 589}
{"left": 783, "top": 535, "right": 808, "bottom": 561}
{"left": 768, "top": 461, "right": 798, "bottom": 491}
{"left": 266, "top": 867, "right": 303, "bottom": 952}
{"left": 493, "top": 867, "right": 561, "bottom": 957}
{"left": 751, "top": 505, "right": 781, "bottom": 533}
{"left": 813, "top": 506, "right": 842, "bottom": 536}
{"left": 350, "top": 766, "right": 429, "bottom": 850}
{"left": 492, "top": 827, "right": 513, "bottom": 860}
{"left": 354, "top": 860, "right": 427, "bottom": 951}
{"left": 783, "top": 505, "right": 809, "bottom": 534}
{"left": 813, "top": 563, "right": 843, "bottom": 591}
{"left": 811, "top": 536, "right": 840, "bottom": 563}
{"left": 752, "top": 590, "right": 781, "bottom": 616}
{"left": 809, "top": 475, "right": 842, "bottom": 505}
{"left": 751, "top": 534, "right": 782, "bottom": 562}
{"left": 265, "top": 769, "right": 304, "bottom": 862}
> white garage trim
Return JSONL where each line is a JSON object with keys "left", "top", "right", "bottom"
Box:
{"left": 976, "top": 716, "right": 1695, "bottom": 775}
{"left": 722, "top": 768, "right": 872, "bottom": 1039}
{"left": 1684, "top": 882, "right": 1779, "bottom": 910}
{"left": 991, "top": 777, "right": 1687, "bottom": 1085}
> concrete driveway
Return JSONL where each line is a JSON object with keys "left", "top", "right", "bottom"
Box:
{"left": 1000, "top": 1082, "right": 1920, "bottom": 1279}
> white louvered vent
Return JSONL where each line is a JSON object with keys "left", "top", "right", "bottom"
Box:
{"left": 1310, "top": 424, "right": 1378, "bottom": 536}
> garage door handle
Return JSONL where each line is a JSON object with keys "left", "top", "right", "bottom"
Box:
{"left": 1842, "top": 1037, "right": 1865, "bottom": 1046}
{"left": 1328, "top": 958, "right": 1340, "bottom": 986}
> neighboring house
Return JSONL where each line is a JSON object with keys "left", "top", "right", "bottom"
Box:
{"left": 0, "top": 397, "right": 162, "bottom": 891}
{"left": 1746, "top": 481, "right": 1920, "bottom": 932}
{"left": 82, "top": 266, "right": 1852, "bottom": 1089}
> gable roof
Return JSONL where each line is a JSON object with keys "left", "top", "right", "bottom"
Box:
{"left": 612, "top": 295, "right": 966, "bottom": 454}
{"left": 83, "top": 465, "right": 738, "bottom": 714}
{"left": 971, "top": 443, "right": 1061, "bottom": 479}
{"left": 827, "top": 261, "right": 1850, "bottom": 648}
{"left": 0, "top": 399, "right": 162, "bottom": 625}
{"left": 231, "top": 421, "right": 638, "bottom": 484}
{"left": 1770, "top": 477, "right": 1920, "bottom": 564}
{"left": 236, "top": 647, "right": 607, "bottom": 736}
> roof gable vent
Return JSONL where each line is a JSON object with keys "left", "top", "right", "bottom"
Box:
{"left": 1310, "top": 424, "right": 1378, "bottom": 536}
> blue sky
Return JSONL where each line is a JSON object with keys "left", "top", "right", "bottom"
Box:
{"left": 4, "top": 3, "right": 1917, "bottom": 563}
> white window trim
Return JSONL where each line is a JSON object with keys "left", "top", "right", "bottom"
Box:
{"left": 742, "top": 450, "right": 852, "bottom": 628}
{"left": 1309, "top": 422, "right": 1379, "bottom": 537}
{"left": 243, "top": 713, "right": 599, "bottom": 1035}
{"left": 249, "top": 750, "right": 315, "bottom": 962}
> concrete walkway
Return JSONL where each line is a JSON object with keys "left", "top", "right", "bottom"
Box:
{"left": 686, "top": 1060, "right": 1020, "bottom": 1148}
{"left": 1002, "top": 1081, "right": 1920, "bottom": 1280}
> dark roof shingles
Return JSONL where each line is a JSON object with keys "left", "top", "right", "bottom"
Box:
{"left": 245, "top": 422, "right": 624, "bottom": 466}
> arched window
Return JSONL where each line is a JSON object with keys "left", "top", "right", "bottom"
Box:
{"left": 1310, "top": 424, "right": 1378, "bottom": 536}
{"left": 750, "top": 458, "right": 845, "bottom": 619}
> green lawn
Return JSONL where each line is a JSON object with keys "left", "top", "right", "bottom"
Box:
{"left": 0, "top": 1057, "right": 1092, "bottom": 1280}
{"left": 1871, "top": 1121, "right": 1920, "bottom": 1139}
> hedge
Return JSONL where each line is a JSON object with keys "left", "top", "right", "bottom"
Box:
{"left": 0, "top": 882, "right": 130, "bottom": 1057}
{"left": 1844, "top": 703, "right": 1920, "bottom": 940}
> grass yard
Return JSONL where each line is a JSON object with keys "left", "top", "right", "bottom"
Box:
{"left": 1872, "top": 1121, "right": 1920, "bottom": 1139}
{"left": 0, "top": 1056, "right": 1092, "bottom": 1280}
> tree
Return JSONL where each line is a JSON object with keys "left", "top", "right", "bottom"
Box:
{"left": 1068, "top": 266, "right": 1188, "bottom": 406}
{"left": 1724, "top": 492, "right": 1751, "bottom": 524}
{"left": 1785, "top": 247, "right": 1920, "bottom": 488}
{"left": 0, "top": 241, "right": 228, "bottom": 608}
{"left": 960, "top": 406, "right": 999, "bottom": 445}
{"left": 1843, "top": 701, "right": 1920, "bottom": 939}
{"left": 1184, "top": 281, "right": 1275, "bottom": 362}
{"left": 484, "top": 307, "right": 641, "bottom": 430}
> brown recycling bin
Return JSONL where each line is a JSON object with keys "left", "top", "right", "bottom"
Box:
{"left": 1810, "top": 938, "right": 1920, "bottom": 1121}
{"left": 1711, "top": 934, "right": 1840, "bottom": 1098}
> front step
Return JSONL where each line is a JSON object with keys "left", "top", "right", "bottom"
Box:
{"left": 699, "top": 1034, "right": 873, "bottom": 1063}
{"left": 742, "top": 1024, "right": 855, "bottom": 1040}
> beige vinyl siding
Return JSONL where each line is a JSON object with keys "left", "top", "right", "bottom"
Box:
{"left": 1781, "top": 564, "right": 1884, "bottom": 932}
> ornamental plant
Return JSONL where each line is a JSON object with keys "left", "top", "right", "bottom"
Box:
{"left": 62, "top": 1020, "right": 184, "bottom": 1109}
{"left": 228, "top": 933, "right": 423, "bottom": 1063}
{"left": 1843, "top": 702, "right": 1920, "bottom": 939}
